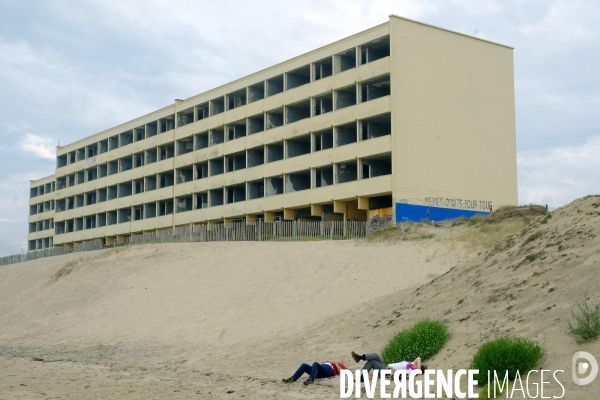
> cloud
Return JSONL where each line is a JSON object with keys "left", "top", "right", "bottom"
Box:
{"left": 20, "top": 133, "right": 56, "bottom": 159}
{"left": 518, "top": 136, "right": 600, "bottom": 207}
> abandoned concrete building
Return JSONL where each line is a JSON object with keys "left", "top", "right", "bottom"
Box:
{"left": 27, "top": 15, "right": 517, "bottom": 251}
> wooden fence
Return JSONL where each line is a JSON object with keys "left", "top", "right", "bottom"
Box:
{"left": 1, "top": 221, "right": 372, "bottom": 267}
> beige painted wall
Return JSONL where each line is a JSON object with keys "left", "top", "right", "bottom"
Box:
{"left": 389, "top": 16, "right": 517, "bottom": 212}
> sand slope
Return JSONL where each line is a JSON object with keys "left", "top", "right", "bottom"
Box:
{"left": 1, "top": 197, "right": 599, "bottom": 399}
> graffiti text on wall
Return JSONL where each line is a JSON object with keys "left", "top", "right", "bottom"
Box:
{"left": 424, "top": 197, "right": 492, "bottom": 211}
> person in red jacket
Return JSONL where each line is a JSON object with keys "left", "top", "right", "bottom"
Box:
{"left": 282, "top": 360, "right": 347, "bottom": 385}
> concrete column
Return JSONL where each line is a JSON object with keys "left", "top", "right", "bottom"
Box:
{"left": 358, "top": 196, "right": 369, "bottom": 210}
{"left": 283, "top": 208, "right": 294, "bottom": 221}
{"left": 245, "top": 214, "right": 256, "bottom": 225}
{"left": 104, "top": 237, "right": 114, "bottom": 246}
{"left": 264, "top": 211, "right": 275, "bottom": 223}
{"left": 311, "top": 204, "right": 322, "bottom": 217}
{"left": 333, "top": 200, "right": 346, "bottom": 214}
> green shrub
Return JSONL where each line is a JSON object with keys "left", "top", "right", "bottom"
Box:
{"left": 568, "top": 295, "right": 600, "bottom": 344}
{"left": 470, "top": 336, "right": 544, "bottom": 386}
{"left": 381, "top": 319, "right": 450, "bottom": 364}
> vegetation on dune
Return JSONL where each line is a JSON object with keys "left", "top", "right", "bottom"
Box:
{"left": 568, "top": 293, "right": 600, "bottom": 344}
{"left": 470, "top": 336, "right": 544, "bottom": 386}
{"left": 381, "top": 319, "right": 450, "bottom": 364}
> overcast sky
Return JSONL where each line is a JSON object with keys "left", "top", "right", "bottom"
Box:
{"left": 0, "top": 0, "right": 598, "bottom": 256}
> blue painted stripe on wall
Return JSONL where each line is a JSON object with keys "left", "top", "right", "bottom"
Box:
{"left": 395, "top": 203, "right": 490, "bottom": 223}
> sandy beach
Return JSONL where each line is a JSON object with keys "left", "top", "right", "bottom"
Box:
{"left": 1, "top": 198, "right": 600, "bottom": 399}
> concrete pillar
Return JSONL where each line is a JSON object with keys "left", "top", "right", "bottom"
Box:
{"left": 358, "top": 196, "right": 369, "bottom": 210}
{"left": 283, "top": 208, "right": 294, "bottom": 221}
{"left": 333, "top": 200, "right": 346, "bottom": 214}
{"left": 245, "top": 214, "right": 256, "bottom": 225}
{"left": 105, "top": 237, "right": 114, "bottom": 246}
{"left": 264, "top": 211, "right": 275, "bottom": 223}
{"left": 311, "top": 204, "right": 322, "bottom": 217}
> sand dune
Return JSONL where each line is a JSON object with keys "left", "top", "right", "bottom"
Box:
{"left": 1, "top": 197, "right": 599, "bottom": 399}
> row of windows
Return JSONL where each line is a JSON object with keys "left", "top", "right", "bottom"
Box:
{"left": 53, "top": 154, "right": 391, "bottom": 219}
{"left": 30, "top": 182, "right": 56, "bottom": 198}
{"left": 29, "top": 237, "right": 53, "bottom": 251}
{"left": 55, "top": 113, "right": 391, "bottom": 191}
{"left": 56, "top": 35, "right": 390, "bottom": 170}
{"left": 30, "top": 200, "right": 55, "bottom": 216}
{"left": 29, "top": 218, "right": 54, "bottom": 233}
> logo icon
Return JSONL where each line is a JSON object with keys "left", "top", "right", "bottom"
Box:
{"left": 572, "top": 351, "right": 598, "bottom": 385}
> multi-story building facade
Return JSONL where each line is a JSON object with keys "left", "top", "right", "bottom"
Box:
{"left": 27, "top": 15, "right": 517, "bottom": 251}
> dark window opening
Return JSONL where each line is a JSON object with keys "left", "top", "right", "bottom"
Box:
{"left": 225, "top": 184, "right": 245, "bottom": 204}
{"left": 118, "top": 207, "right": 131, "bottom": 223}
{"left": 108, "top": 160, "right": 118, "bottom": 175}
{"left": 178, "top": 107, "right": 194, "bottom": 127}
{"left": 286, "top": 65, "right": 310, "bottom": 90}
{"left": 209, "top": 157, "right": 224, "bottom": 176}
{"left": 145, "top": 176, "right": 156, "bottom": 191}
{"left": 360, "top": 74, "right": 391, "bottom": 102}
{"left": 286, "top": 135, "right": 311, "bottom": 158}
{"left": 118, "top": 181, "right": 132, "bottom": 197}
{"left": 286, "top": 100, "right": 310, "bottom": 124}
{"left": 226, "top": 88, "right": 246, "bottom": 110}
{"left": 177, "top": 137, "right": 194, "bottom": 155}
{"left": 285, "top": 170, "right": 311, "bottom": 193}
{"left": 210, "top": 128, "right": 224, "bottom": 145}
{"left": 159, "top": 143, "right": 175, "bottom": 160}
{"left": 361, "top": 153, "right": 392, "bottom": 178}
{"left": 107, "top": 185, "right": 117, "bottom": 200}
{"left": 209, "top": 189, "right": 224, "bottom": 206}
{"left": 266, "top": 142, "right": 284, "bottom": 163}
{"left": 145, "top": 203, "right": 156, "bottom": 219}
{"left": 98, "top": 163, "right": 107, "bottom": 178}
{"left": 146, "top": 148, "right": 157, "bottom": 164}
{"left": 119, "top": 156, "right": 132, "bottom": 172}
{"left": 196, "top": 102, "right": 209, "bottom": 121}
{"left": 248, "top": 113, "right": 264, "bottom": 134}
{"left": 133, "top": 178, "right": 144, "bottom": 194}
{"left": 227, "top": 120, "right": 246, "bottom": 141}
{"left": 109, "top": 135, "right": 119, "bottom": 150}
{"left": 176, "top": 196, "right": 193, "bottom": 212}
{"left": 247, "top": 180, "right": 264, "bottom": 200}
{"left": 134, "top": 126, "right": 145, "bottom": 141}
{"left": 267, "top": 75, "right": 284, "bottom": 97}
{"left": 266, "top": 108, "right": 283, "bottom": 130}
{"left": 87, "top": 143, "right": 98, "bottom": 157}
{"left": 313, "top": 92, "right": 333, "bottom": 116}
{"left": 120, "top": 130, "right": 133, "bottom": 147}
{"left": 98, "top": 188, "right": 107, "bottom": 202}
{"left": 195, "top": 192, "right": 208, "bottom": 209}
{"left": 314, "top": 57, "right": 333, "bottom": 80}
{"left": 313, "top": 129, "right": 333, "bottom": 152}
{"left": 315, "top": 165, "right": 334, "bottom": 187}
{"left": 336, "top": 162, "right": 358, "bottom": 183}
{"left": 158, "top": 171, "right": 174, "bottom": 188}
{"left": 334, "top": 48, "right": 356, "bottom": 73}
{"left": 248, "top": 81, "right": 265, "bottom": 103}
{"left": 134, "top": 152, "right": 144, "bottom": 168}
{"left": 360, "top": 35, "right": 390, "bottom": 65}
{"left": 265, "top": 175, "right": 284, "bottom": 196}
{"left": 146, "top": 121, "right": 158, "bottom": 138}
{"left": 158, "top": 200, "right": 174, "bottom": 216}
{"left": 336, "top": 123, "right": 357, "bottom": 146}
{"left": 335, "top": 85, "right": 357, "bottom": 109}
{"left": 210, "top": 97, "right": 225, "bottom": 116}
{"left": 195, "top": 162, "right": 208, "bottom": 179}
{"left": 360, "top": 113, "right": 391, "bottom": 140}
{"left": 225, "top": 151, "right": 246, "bottom": 172}
{"left": 176, "top": 166, "right": 194, "bottom": 184}
{"left": 195, "top": 132, "right": 209, "bottom": 150}
{"left": 159, "top": 115, "right": 175, "bottom": 133}
{"left": 247, "top": 146, "right": 264, "bottom": 167}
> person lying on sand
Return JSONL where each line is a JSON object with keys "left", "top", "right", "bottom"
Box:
{"left": 351, "top": 351, "right": 426, "bottom": 375}
{"left": 282, "top": 360, "right": 347, "bottom": 385}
